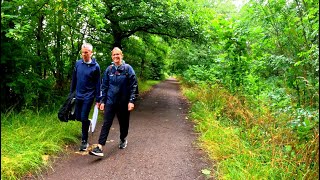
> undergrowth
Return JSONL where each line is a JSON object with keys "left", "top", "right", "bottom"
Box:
{"left": 181, "top": 83, "right": 319, "bottom": 180}
{"left": 1, "top": 109, "right": 81, "bottom": 179}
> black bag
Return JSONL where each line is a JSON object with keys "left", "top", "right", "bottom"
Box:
{"left": 58, "top": 91, "right": 76, "bottom": 122}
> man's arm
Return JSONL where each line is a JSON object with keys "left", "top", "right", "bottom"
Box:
{"left": 95, "top": 64, "right": 101, "bottom": 103}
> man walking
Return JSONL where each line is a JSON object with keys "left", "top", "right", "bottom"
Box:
{"left": 70, "top": 43, "right": 101, "bottom": 151}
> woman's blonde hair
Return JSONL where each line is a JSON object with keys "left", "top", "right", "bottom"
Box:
{"left": 111, "top": 47, "right": 123, "bottom": 55}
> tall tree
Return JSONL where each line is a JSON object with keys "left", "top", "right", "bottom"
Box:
{"left": 79, "top": 0, "right": 204, "bottom": 49}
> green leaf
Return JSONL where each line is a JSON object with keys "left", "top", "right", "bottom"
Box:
{"left": 285, "top": 145, "right": 292, "bottom": 152}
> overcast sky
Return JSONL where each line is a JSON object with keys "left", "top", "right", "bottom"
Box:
{"left": 232, "top": 0, "right": 248, "bottom": 9}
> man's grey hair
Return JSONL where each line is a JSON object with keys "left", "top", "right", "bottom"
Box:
{"left": 82, "top": 43, "right": 93, "bottom": 51}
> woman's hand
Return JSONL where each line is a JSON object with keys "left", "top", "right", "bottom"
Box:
{"left": 128, "top": 103, "right": 134, "bottom": 111}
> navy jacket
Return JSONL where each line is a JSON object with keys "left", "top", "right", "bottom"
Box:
{"left": 100, "top": 62, "right": 138, "bottom": 105}
{"left": 70, "top": 58, "right": 101, "bottom": 102}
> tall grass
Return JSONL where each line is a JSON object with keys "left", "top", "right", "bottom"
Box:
{"left": 138, "top": 79, "right": 160, "bottom": 94}
{"left": 1, "top": 109, "right": 81, "bottom": 179}
{"left": 181, "top": 83, "right": 319, "bottom": 180}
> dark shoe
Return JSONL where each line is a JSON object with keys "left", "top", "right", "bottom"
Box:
{"left": 79, "top": 140, "right": 89, "bottom": 151}
{"left": 89, "top": 144, "right": 104, "bottom": 157}
{"left": 119, "top": 139, "right": 127, "bottom": 149}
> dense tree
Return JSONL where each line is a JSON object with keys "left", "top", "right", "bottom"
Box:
{"left": 239, "top": 0, "right": 319, "bottom": 107}
{"left": 79, "top": 0, "right": 203, "bottom": 48}
{"left": 0, "top": 0, "right": 206, "bottom": 111}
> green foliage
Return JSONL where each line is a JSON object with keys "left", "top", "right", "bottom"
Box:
{"left": 1, "top": 0, "right": 207, "bottom": 112}
{"left": 182, "top": 65, "right": 218, "bottom": 85}
{"left": 181, "top": 82, "right": 319, "bottom": 179}
{"left": 7, "top": 74, "right": 56, "bottom": 109}
{"left": 137, "top": 79, "right": 161, "bottom": 94}
{"left": 290, "top": 107, "right": 319, "bottom": 141}
{"left": 239, "top": 0, "right": 319, "bottom": 107}
{"left": 1, "top": 109, "right": 81, "bottom": 179}
{"left": 170, "top": 5, "right": 319, "bottom": 179}
{"left": 167, "top": 39, "right": 219, "bottom": 75}
{"left": 124, "top": 35, "right": 169, "bottom": 80}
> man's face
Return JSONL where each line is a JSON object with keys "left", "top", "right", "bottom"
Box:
{"left": 81, "top": 47, "right": 92, "bottom": 62}
{"left": 112, "top": 50, "right": 123, "bottom": 65}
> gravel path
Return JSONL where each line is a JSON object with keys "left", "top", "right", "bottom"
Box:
{"left": 34, "top": 78, "right": 210, "bottom": 180}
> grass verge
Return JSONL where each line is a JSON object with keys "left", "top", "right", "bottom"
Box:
{"left": 1, "top": 109, "right": 81, "bottom": 179}
{"left": 138, "top": 79, "right": 159, "bottom": 94}
{"left": 181, "top": 83, "right": 319, "bottom": 180}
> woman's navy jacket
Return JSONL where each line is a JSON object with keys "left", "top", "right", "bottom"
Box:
{"left": 100, "top": 62, "right": 138, "bottom": 105}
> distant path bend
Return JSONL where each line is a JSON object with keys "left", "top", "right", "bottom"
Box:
{"left": 38, "top": 78, "right": 210, "bottom": 180}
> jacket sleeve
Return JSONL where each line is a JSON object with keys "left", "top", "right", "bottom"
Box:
{"left": 70, "top": 62, "right": 77, "bottom": 94}
{"left": 100, "top": 68, "right": 110, "bottom": 104}
{"left": 128, "top": 65, "right": 139, "bottom": 104}
{"left": 95, "top": 64, "right": 101, "bottom": 103}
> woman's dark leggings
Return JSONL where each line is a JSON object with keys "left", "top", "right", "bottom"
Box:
{"left": 75, "top": 98, "right": 94, "bottom": 142}
{"left": 98, "top": 103, "right": 130, "bottom": 146}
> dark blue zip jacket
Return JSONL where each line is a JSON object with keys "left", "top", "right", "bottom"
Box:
{"left": 70, "top": 58, "right": 101, "bottom": 102}
{"left": 100, "top": 61, "right": 138, "bottom": 105}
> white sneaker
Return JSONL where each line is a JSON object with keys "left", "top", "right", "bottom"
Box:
{"left": 119, "top": 139, "right": 127, "bottom": 149}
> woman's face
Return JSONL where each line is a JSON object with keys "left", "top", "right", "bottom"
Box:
{"left": 112, "top": 49, "right": 123, "bottom": 65}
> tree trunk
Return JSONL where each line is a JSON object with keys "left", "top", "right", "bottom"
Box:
{"left": 54, "top": 9, "right": 64, "bottom": 90}
{"left": 113, "top": 34, "right": 122, "bottom": 49}
{"left": 139, "top": 58, "right": 145, "bottom": 79}
{"left": 35, "top": 14, "right": 44, "bottom": 77}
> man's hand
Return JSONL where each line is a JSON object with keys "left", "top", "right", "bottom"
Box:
{"left": 100, "top": 103, "right": 105, "bottom": 111}
{"left": 128, "top": 102, "right": 134, "bottom": 111}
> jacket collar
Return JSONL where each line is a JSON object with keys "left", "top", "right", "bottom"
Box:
{"left": 82, "top": 58, "right": 96, "bottom": 65}
{"left": 112, "top": 60, "right": 126, "bottom": 70}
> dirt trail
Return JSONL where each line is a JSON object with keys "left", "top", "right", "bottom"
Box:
{"left": 34, "top": 78, "right": 210, "bottom": 180}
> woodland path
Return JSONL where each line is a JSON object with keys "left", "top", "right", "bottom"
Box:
{"left": 33, "top": 78, "right": 210, "bottom": 180}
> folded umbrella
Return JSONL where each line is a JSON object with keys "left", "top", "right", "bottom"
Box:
{"left": 89, "top": 105, "right": 99, "bottom": 133}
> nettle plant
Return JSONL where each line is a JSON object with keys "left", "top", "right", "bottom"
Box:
{"left": 182, "top": 65, "right": 219, "bottom": 85}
